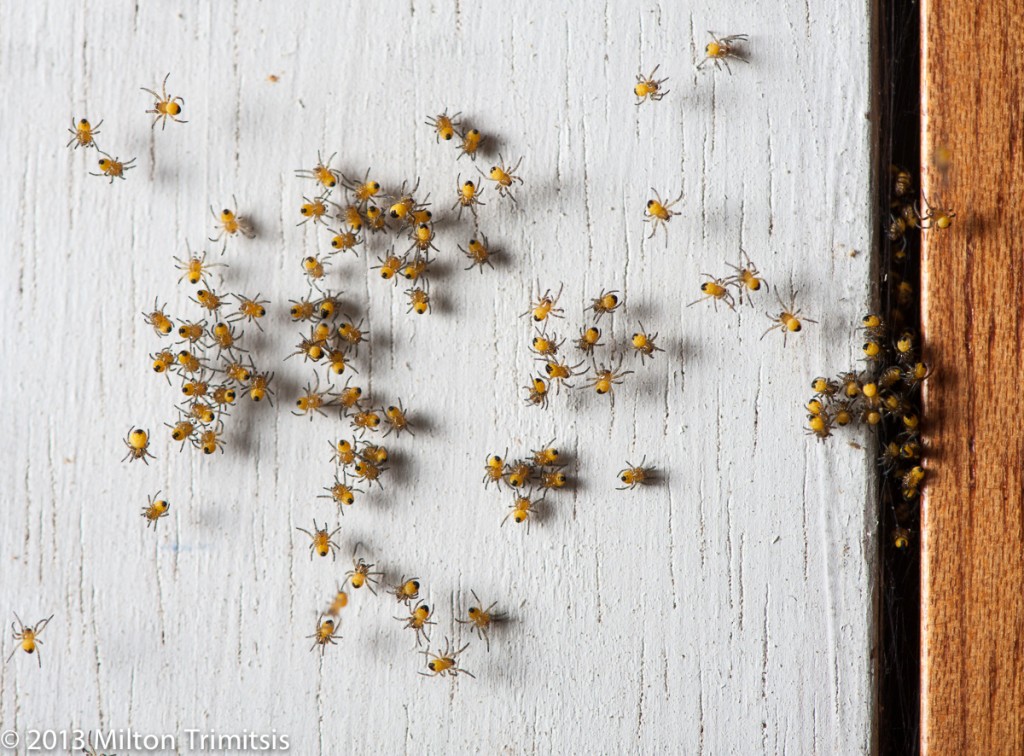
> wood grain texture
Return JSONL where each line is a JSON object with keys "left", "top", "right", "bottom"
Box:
{"left": 0, "top": 1, "right": 876, "bottom": 753}
{"left": 920, "top": 1, "right": 1024, "bottom": 753}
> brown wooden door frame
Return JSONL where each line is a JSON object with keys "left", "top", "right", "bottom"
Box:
{"left": 920, "top": 0, "right": 1024, "bottom": 752}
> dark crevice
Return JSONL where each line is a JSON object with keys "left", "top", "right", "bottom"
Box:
{"left": 878, "top": 1, "right": 921, "bottom": 753}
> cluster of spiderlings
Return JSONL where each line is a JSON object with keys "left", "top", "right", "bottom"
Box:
{"left": 375, "top": 175, "right": 435, "bottom": 317}
{"left": 114, "top": 76, "right": 663, "bottom": 682}
{"left": 880, "top": 159, "right": 946, "bottom": 553}
{"left": 319, "top": 436, "right": 393, "bottom": 515}
{"left": 297, "top": 516, "right": 447, "bottom": 666}
{"left": 130, "top": 150, "right": 260, "bottom": 466}
{"left": 573, "top": 289, "right": 634, "bottom": 397}
{"left": 684, "top": 252, "right": 817, "bottom": 346}
{"left": 886, "top": 164, "right": 956, "bottom": 264}
{"left": 292, "top": 137, "right": 512, "bottom": 317}
{"left": 290, "top": 156, "right": 446, "bottom": 679}
{"left": 292, "top": 130, "right": 518, "bottom": 322}
{"left": 70, "top": 73, "right": 188, "bottom": 184}
{"left": 286, "top": 302, "right": 360, "bottom": 380}
{"left": 294, "top": 169, "right": 419, "bottom": 316}
{"left": 803, "top": 315, "right": 931, "bottom": 537}
{"left": 480, "top": 441, "right": 571, "bottom": 532}
{"left": 290, "top": 143, "right": 499, "bottom": 669}
{"left": 522, "top": 286, "right": 668, "bottom": 407}
{"left": 66, "top": 77, "right": 528, "bottom": 686}
{"left": 116, "top": 79, "right": 273, "bottom": 542}
{"left": 289, "top": 158, "right": 424, "bottom": 432}
{"left": 139, "top": 243, "right": 277, "bottom": 460}
{"left": 304, "top": 548, "right": 501, "bottom": 678}
{"left": 804, "top": 319, "right": 929, "bottom": 440}
{"left": 300, "top": 116, "right": 523, "bottom": 322}
{"left": 289, "top": 157, "right": 381, "bottom": 321}
{"left": 805, "top": 157, "right": 949, "bottom": 551}
{"left": 520, "top": 285, "right": 568, "bottom": 407}
{"left": 521, "top": 284, "right": 573, "bottom": 404}
{"left": 428, "top": 113, "right": 526, "bottom": 275}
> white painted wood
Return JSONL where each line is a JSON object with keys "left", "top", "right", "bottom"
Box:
{"left": 0, "top": 1, "right": 876, "bottom": 753}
